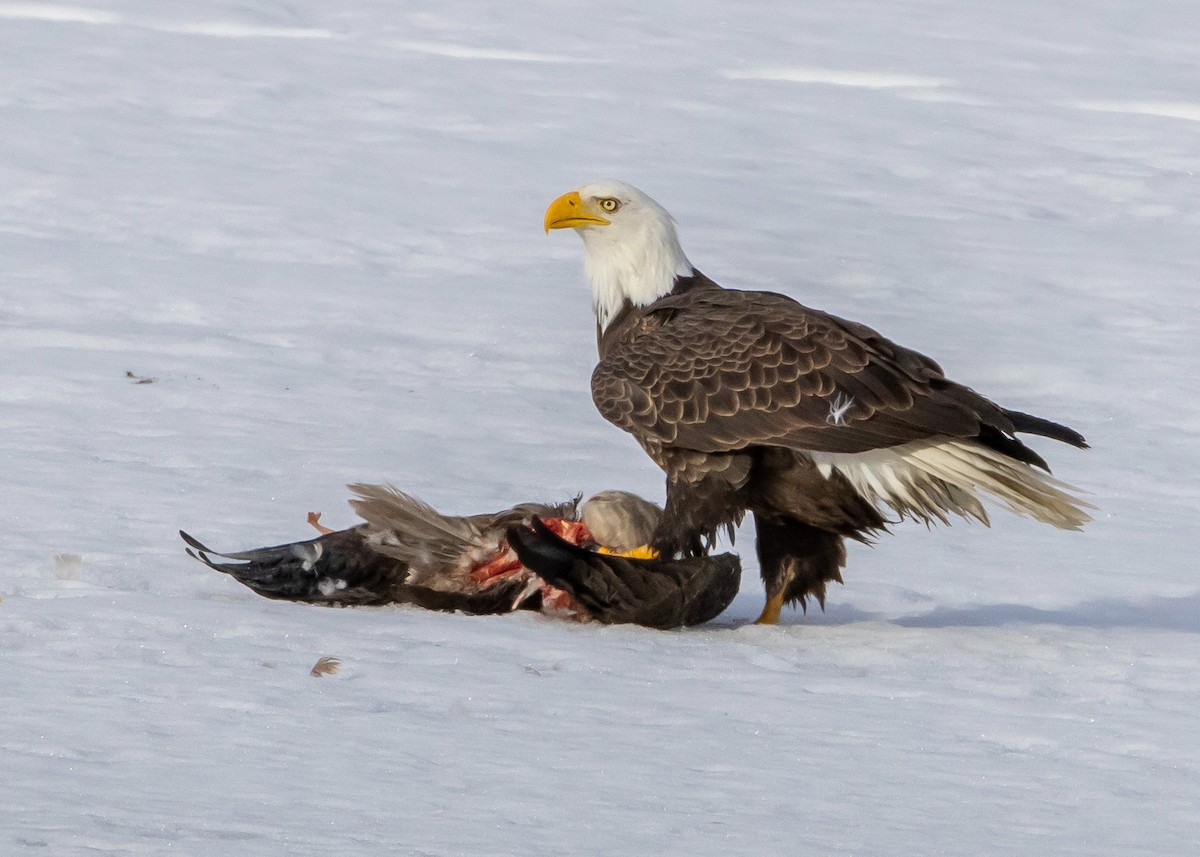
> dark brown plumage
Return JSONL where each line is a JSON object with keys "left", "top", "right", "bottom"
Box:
{"left": 594, "top": 272, "right": 1077, "bottom": 466}
{"left": 596, "top": 271, "right": 1090, "bottom": 619}
{"left": 545, "top": 180, "right": 1091, "bottom": 623}
{"left": 507, "top": 518, "right": 741, "bottom": 628}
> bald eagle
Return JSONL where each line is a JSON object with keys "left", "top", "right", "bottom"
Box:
{"left": 181, "top": 484, "right": 740, "bottom": 629}
{"left": 543, "top": 180, "right": 1091, "bottom": 624}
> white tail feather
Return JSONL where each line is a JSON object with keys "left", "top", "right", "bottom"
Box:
{"left": 811, "top": 440, "right": 1093, "bottom": 530}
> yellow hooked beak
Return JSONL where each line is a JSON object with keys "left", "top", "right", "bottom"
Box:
{"left": 544, "top": 191, "right": 610, "bottom": 233}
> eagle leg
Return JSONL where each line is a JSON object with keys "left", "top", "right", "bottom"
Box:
{"left": 653, "top": 460, "right": 750, "bottom": 558}
{"left": 755, "top": 589, "right": 786, "bottom": 625}
{"left": 752, "top": 513, "right": 846, "bottom": 623}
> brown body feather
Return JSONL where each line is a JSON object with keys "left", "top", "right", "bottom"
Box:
{"left": 597, "top": 272, "right": 1032, "bottom": 458}
{"left": 592, "top": 270, "right": 1091, "bottom": 611}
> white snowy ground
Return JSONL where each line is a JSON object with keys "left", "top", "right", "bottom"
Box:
{"left": 2, "top": 1, "right": 1198, "bottom": 854}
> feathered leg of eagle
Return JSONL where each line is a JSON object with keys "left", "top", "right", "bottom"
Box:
{"left": 651, "top": 452, "right": 751, "bottom": 558}
{"left": 752, "top": 513, "right": 846, "bottom": 624}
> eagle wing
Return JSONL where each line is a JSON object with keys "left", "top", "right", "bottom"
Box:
{"left": 592, "top": 289, "right": 1008, "bottom": 456}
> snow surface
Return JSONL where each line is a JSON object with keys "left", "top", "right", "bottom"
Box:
{"left": 3, "top": 1, "right": 1199, "bottom": 854}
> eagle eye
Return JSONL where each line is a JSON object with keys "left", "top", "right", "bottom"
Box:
{"left": 598, "top": 197, "right": 621, "bottom": 213}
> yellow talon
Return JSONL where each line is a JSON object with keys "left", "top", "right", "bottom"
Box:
{"left": 755, "top": 590, "right": 785, "bottom": 625}
{"left": 596, "top": 544, "right": 660, "bottom": 560}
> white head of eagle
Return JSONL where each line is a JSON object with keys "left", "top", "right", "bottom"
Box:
{"left": 545, "top": 180, "right": 694, "bottom": 330}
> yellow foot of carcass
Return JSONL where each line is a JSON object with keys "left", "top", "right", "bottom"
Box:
{"left": 596, "top": 544, "right": 660, "bottom": 560}
{"left": 307, "top": 512, "right": 336, "bottom": 535}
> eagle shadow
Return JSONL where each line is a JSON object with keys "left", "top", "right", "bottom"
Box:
{"left": 711, "top": 588, "right": 1200, "bottom": 633}
{"left": 890, "top": 591, "right": 1200, "bottom": 633}
{"left": 728, "top": 591, "right": 1193, "bottom": 634}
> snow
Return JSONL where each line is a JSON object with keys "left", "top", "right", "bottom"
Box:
{"left": 2, "top": 1, "right": 1199, "bottom": 854}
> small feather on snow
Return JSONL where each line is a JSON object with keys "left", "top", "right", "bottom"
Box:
{"left": 309, "top": 657, "right": 341, "bottom": 677}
